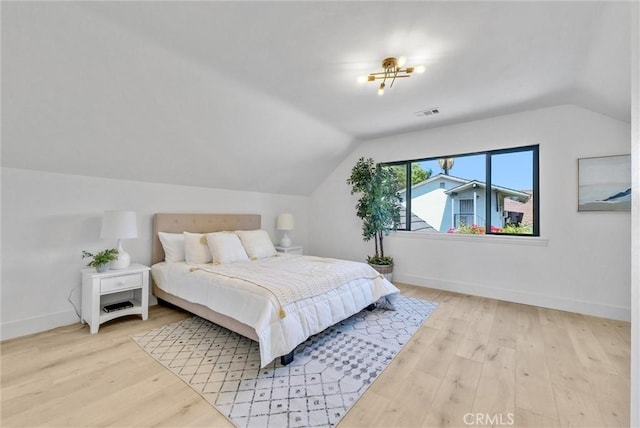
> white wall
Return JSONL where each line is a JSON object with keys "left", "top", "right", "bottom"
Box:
{"left": 310, "top": 104, "right": 631, "bottom": 321}
{"left": 629, "top": 3, "right": 639, "bottom": 425}
{"left": 0, "top": 168, "right": 309, "bottom": 340}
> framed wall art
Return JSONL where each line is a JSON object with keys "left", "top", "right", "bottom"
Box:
{"left": 578, "top": 154, "right": 631, "bottom": 211}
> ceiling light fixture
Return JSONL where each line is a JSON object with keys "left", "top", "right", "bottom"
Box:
{"left": 359, "top": 56, "right": 425, "bottom": 95}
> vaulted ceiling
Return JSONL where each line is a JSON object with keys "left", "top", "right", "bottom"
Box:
{"left": 1, "top": 1, "right": 632, "bottom": 195}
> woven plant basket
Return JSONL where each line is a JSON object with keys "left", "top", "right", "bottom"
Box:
{"left": 369, "top": 263, "right": 394, "bottom": 282}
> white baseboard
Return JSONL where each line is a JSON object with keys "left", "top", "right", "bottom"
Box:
{"left": 1, "top": 299, "right": 161, "bottom": 341}
{"left": 1, "top": 278, "right": 628, "bottom": 340}
{"left": 1, "top": 310, "right": 81, "bottom": 341}
{"left": 395, "top": 273, "right": 631, "bottom": 322}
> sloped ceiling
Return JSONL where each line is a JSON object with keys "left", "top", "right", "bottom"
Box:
{"left": 1, "top": 1, "right": 632, "bottom": 195}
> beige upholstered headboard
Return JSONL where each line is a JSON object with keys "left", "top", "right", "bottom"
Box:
{"left": 152, "top": 213, "right": 261, "bottom": 265}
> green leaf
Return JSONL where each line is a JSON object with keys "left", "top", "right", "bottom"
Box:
{"left": 347, "top": 158, "right": 402, "bottom": 259}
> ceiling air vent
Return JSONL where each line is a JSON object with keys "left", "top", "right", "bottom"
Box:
{"left": 414, "top": 108, "right": 440, "bottom": 118}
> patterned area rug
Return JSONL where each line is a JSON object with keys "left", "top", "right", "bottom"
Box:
{"left": 132, "top": 295, "right": 437, "bottom": 428}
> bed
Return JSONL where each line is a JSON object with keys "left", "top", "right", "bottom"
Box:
{"left": 151, "top": 213, "right": 399, "bottom": 367}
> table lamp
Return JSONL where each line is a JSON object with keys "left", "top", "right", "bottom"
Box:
{"left": 276, "top": 213, "right": 294, "bottom": 248}
{"left": 101, "top": 210, "right": 138, "bottom": 269}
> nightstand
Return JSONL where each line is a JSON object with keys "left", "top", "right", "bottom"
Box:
{"left": 81, "top": 263, "right": 150, "bottom": 334}
{"left": 275, "top": 245, "right": 303, "bottom": 255}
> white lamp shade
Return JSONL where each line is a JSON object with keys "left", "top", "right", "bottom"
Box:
{"left": 100, "top": 210, "right": 138, "bottom": 239}
{"left": 276, "top": 213, "right": 294, "bottom": 231}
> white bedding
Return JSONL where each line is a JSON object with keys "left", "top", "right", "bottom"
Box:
{"left": 151, "top": 254, "right": 399, "bottom": 367}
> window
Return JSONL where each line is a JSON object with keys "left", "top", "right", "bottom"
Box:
{"left": 385, "top": 145, "right": 539, "bottom": 236}
{"left": 457, "top": 199, "right": 474, "bottom": 228}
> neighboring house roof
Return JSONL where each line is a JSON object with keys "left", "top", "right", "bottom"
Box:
{"left": 413, "top": 173, "right": 467, "bottom": 190}
{"left": 504, "top": 190, "right": 534, "bottom": 225}
{"left": 399, "top": 207, "right": 436, "bottom": 232}
{"left": 401, "top": 173, "right": 531, "bottom": 204}
{"left": 445, "top": 180, "right": 531, "bottom": 203}
{"left": 397, "top": 173, "right": 468, "bottom": 195}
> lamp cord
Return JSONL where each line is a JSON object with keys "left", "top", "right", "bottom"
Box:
{"left": 68, "top": 286, "right": 81, "bottom": 319}
{"left": 52, "top": 287, "right": 87, "bottom": 333}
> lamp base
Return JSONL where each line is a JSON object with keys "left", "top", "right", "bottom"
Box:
{"left": 110, "top": 241, "right": 131, "bottom": 270}
{"left": 280, "top": 233, "right": 291, "bottom": 248}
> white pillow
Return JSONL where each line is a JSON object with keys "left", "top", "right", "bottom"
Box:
{"left": 236, "top": 230, "right": 277, "bottom": 260}
{"left": 183, "top": 232, "right": 213, "bottom": 264}
{"left": 206, "top": 232, "right": 249, "bottom": 264}
{"left": 158, "top": 232, "right": 185, "bottom": 263}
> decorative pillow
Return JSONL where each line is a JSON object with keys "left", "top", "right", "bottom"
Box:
{"left": 158, "top": 232, "right": 185, "bottom": 263}
{"left": 206, "top": 232, "right": 249, "bottom": 264}
{"left": 183, "top": 232, "right": 213, "bottom": 264}
{"left": 236, "top": 230, "right": 277, "bottom": 260}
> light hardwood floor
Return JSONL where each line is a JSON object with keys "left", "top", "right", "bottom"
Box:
{"left": 1, "top": 284, "right": 630, "bottom": 427}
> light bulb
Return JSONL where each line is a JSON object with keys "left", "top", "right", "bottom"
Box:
{"left": 378, "top": 83, "right": 385, "bottom": 96}
{"left": 414, "top": 65, "right": 426, "bottom": 74}
{"left": 357, "top": 75, "right": 368, "bottom": 84}
{"left": 397, "top": 56, "right": 407, "bottom": 68}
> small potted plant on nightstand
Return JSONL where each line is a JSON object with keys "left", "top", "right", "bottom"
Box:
{"left": 82, "top": 248, "right": 119, "bottom": 273}
{"left": 347, "top": 157, "right": 401, "bottom": 281}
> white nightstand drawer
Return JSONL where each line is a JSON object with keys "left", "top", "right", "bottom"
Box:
{"left": 100, "top": 272, "right": 143, "bottom": 293}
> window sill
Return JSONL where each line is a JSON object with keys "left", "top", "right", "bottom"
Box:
{"left": 391, "top": 230, "right": 549, "bottom": 247}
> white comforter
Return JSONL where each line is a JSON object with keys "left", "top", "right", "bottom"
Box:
{"left": 151, "top": 254, "right": 399, "bottom": 367}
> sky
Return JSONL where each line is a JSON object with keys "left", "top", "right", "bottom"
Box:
{"left": 417, "top": 150, "right": 533, "bottom": 191}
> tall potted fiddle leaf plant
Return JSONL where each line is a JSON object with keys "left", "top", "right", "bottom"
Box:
{"left": 347, "top": 157, "right": 401, "bottom": 280}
